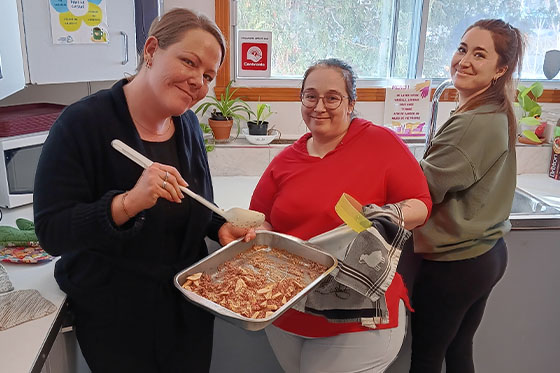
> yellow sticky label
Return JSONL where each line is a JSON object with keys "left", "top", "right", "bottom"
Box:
{"left": 335, "top": 193, "right": 372, "bottom": 233}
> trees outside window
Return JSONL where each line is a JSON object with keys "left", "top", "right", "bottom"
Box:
{"left": 236, "top": 0, "right": 560, "bottom": 81}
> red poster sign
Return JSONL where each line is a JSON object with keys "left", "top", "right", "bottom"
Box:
{"left": 241, "top": 43, "right": 268, "bottom": 71}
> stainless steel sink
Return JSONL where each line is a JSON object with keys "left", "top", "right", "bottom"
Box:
{"left": 511, "top": 188, "right": 560, "bottom": 215}
{"left": 510, "top": 188, "right": 560, "bottom": 229}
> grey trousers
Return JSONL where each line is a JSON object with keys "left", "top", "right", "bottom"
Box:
{"left": 266, "top": 300, "right": 406, "bottom": 373}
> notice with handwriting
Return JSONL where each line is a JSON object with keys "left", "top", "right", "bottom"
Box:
{"left": 383, "top": 80, "right": 431, "bottom": 138}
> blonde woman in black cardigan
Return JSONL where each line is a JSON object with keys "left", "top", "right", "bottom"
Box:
{"left": 34, "top": 9, "right": 253, "bottom": 372}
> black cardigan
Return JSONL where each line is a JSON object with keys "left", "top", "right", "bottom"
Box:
{"left": 34, "top": 79, "right": 224, "bottom": 290}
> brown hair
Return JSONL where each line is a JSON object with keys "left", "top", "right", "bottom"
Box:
{"left": 455, "top": 19, "right": 525, "bottom": 147}
{"left": 301, "top": 58, "right": 358, "bottom": 118}
{"left": 137, "top": 8, "right": 226, "bottom": 70}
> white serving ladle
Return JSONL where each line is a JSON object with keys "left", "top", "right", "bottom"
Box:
{"left": 111, "top": 139, "right": 265, "bottom": 229}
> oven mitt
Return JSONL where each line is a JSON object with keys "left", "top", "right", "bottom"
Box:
{"left": 15, "top": 218, "right": 35, "bottom": 231}
{"left": 0, "top": 218, "right": 39, "bottom": 247}
{"left": 0, "top": 289, "right": 56, "bottom": 331}
{"left": 0, "top": 263, "right": 14, "bottom": 294}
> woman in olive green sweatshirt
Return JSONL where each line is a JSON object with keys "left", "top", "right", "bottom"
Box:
{"left": 410, "top": 20, "right": 525, "bottom": 373}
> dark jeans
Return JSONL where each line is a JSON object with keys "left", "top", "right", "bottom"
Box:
{"left": 410, "top": 238, "right": 508, "bottom": 373}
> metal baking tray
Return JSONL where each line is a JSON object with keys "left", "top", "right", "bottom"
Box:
{"left": 174, "top": 231, "right": 338, "bottom": 331}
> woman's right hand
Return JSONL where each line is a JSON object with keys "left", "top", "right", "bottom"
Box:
{"left": 128, "top": 162, "right": 187, "bottom": 211}
{"left": 112, "top": 162, "right": 188, "bottom": 225}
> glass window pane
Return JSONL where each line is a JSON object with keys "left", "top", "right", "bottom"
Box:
{"left": 422, "top": 0, "right": 560, "bottom": 80}
{"left": 393, "top": 0, "right": 414, "bottom": 78}
{"left": 237, "top": 0, "right": 415, "bottom": 79}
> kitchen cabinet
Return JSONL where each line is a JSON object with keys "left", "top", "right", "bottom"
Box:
{"left": 0, "top": 0, "right": 26, "bottom": 100}
{"left": 473, "top": 230, "right": 560, "bottom": 373}
{"left": 0, "top": 0, "right": 137, "bottom": 99}
{"left": 20, "top": 0, "right": 137, "bottom": 84}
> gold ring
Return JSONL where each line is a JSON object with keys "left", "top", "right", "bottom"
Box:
{"left": 164, "top": 171, "right": 169, "bottom": 182}
{"left": 162, "top": 181, "right": 167, "bottom": 189}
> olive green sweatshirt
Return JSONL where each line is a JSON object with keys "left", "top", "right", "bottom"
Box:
{"left": 414, "top": 104, "right": 516, "bottom": 261}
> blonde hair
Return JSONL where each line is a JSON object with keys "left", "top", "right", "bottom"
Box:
{"left": 137, "top": 8, "right": 226, "bottom": 70}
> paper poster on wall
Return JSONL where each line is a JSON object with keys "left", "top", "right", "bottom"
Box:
{"left": 237, "top": 31, "right": 272, "bottom": 78}
{"left": 49, "top": 0, "right": 109, "bottom": 44}
{"left": 383, "top": 80, "right": 431, "bottom": 138}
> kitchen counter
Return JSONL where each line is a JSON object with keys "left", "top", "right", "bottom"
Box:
{"left": 0, "top": 174, "right": 555, "bottom": 373}
{"left": 212, "top": 174, "right": 560, "bottom": 230}
{"left": 511, "top": 174, "right": 560, "bottom": 229}
{"left": 0, "top": 260, "right": 67, "bottom": 373}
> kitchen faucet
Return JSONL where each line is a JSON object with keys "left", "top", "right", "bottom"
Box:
{"left": 424, "top": 79, "right": 454, "bottom": 156}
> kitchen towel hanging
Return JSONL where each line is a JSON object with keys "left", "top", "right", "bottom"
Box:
{"left": 0, "top": 263, "right": 13, "bottom": 294}
{"left": 0, "top": 289, "right": 56, "bottom": 331}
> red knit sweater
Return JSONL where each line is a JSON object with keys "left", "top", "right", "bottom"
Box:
{"left": 250, "top": 118, "right": 431, "bottom": 337}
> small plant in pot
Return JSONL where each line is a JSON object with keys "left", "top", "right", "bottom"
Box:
{"left": 516, "top": 82, "right": 545, "bottom": 144}
{"left": 247, "top": 102, "right": 275, "bottom": 135}
{"left": 194, "top": 81, "right": 252, "bottom": 141}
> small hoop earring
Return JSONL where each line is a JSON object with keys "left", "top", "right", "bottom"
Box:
{"left": 491, "top": 77, "right": 497, "bottom": 86}
{"left": 146, "top": 60, "right": 152, "bottom": 69}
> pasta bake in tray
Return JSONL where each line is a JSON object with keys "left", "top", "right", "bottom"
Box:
{"left": 174, "top": 231, "right": 337, "bottom": 331}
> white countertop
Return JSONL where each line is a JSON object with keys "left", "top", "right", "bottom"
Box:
{"left": 0, "top": 260, "right": 67, "bottom": 373}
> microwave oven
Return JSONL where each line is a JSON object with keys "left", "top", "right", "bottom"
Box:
{"left": 0, "top": 131, "right": 48, "bottom": 208}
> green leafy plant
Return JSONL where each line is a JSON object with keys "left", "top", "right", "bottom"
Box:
{"left": 199, "top": 122, "right": 215, "bottom": 152}
{"left": 249, "top": 102, "right": 276, "bottom": 126}
{"left": 194, "top": 80, "right": 252, "bottom": 122}
{"left": 516, "top": 82, "right": 544, "bottom": 126}
{"left": 516, "top": 82, "right": 546, "bottom": 144}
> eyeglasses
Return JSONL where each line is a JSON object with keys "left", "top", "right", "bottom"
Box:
{"left": 300, "top": 91, "right": 349, "bottom": 110}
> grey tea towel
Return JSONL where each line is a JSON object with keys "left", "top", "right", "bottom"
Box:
{"left": 0, "top": 263, "right": 13, "bottom": 294}
{"left": 0, "top": 289, "right": 56, "bottom": 331}
{"left": 303, "top": 204, "right": 410, "bottom": 327}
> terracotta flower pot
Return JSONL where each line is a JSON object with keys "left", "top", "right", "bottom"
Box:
{"left": 209, "top": 118, "right": 233, "bottom": 140}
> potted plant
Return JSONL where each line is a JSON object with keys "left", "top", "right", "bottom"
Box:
{"left": 516, "top": 82, "right": 545, "bottom": 144}
{"left": 199, "top": 122, "right": 215, "bottom": 152}
{"left": 247, "top": 102, "right": 275, "bottom": 135}
{"left": 194, "top": 81, "right": 252, "bottom": 141}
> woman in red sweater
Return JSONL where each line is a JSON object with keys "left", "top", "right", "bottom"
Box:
{"left": 250, "top": 58, "right": 432, "bottom": 372}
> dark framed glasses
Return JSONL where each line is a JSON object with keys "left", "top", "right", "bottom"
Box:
{"left": 300, "top": 90, "right": 349, "bottom": 109}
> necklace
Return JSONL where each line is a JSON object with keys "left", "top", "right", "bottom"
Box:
{"left": 134, "top": 116, "right": 172, "bottom": 136}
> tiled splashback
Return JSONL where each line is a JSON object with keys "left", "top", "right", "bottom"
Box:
{"left": 516, "top": 145, "right": 553, "bottom": 175}
{"left": 208, "top": 140, "right": 552, "bottom": 177}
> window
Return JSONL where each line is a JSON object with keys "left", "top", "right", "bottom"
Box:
{"left": 233, "top": 0, "right": 560, "bottom": 81}
{"left": 213, "top": 0, "right": 560, "bottom": 102}
{"left": 236, "top": 0, "right": 416, "bottom": 79}
{"left": 423, "top": 0, "right": 560, "bottom": 80}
